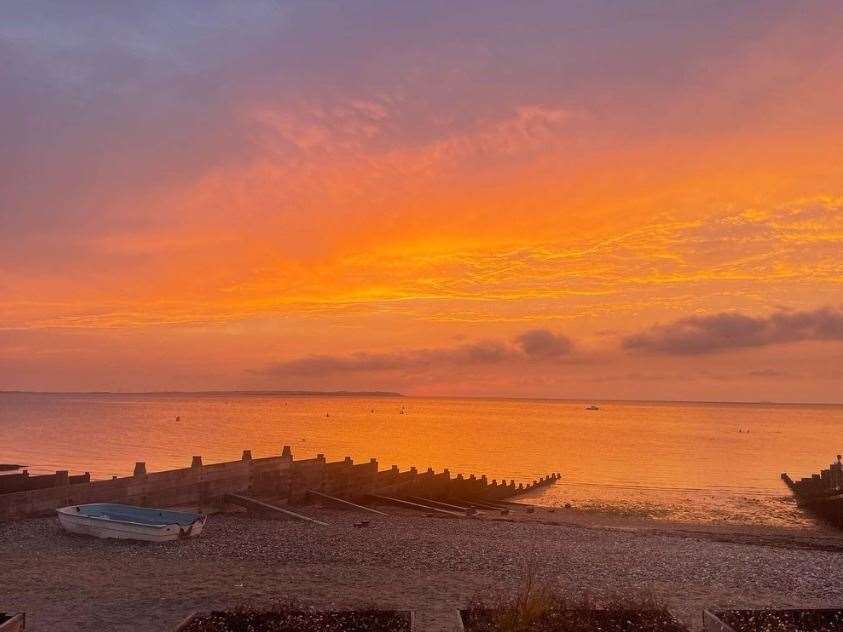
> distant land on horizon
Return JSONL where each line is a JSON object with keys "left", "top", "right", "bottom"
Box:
{"left": 0, "top": 389, "right": 405, "bottom": 398}
{"left": 1, "top": 390, "right": 841, "bottom": 406}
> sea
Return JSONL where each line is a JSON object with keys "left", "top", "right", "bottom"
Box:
{"left": 2, "top": 392, "right": 841, "bottom": 528}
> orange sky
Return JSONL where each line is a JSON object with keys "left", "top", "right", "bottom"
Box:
{"left": 1, "top": 2, "right": 842, "bottom": 401}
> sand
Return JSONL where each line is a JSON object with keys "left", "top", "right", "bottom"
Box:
{"left": 2, "top": 505, "right": 842, "bottom": 632}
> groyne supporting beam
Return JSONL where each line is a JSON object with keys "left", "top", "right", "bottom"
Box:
{"left": 306, "top": 490, "right": 388, "bottom": 516}
{"left": 224, "top": 494, "right": 330, "bottom": 526}
{"left": 454, "top": 498, "right": 511, "bottom": 511}
{"left": 408, "top": 496, "right": 480, "bottom": 514}
{"left": 487, "top": 499, "right": 540, "bottom": 508}
{"left": 366, "top": 494, "right": 465, "bottom": 517}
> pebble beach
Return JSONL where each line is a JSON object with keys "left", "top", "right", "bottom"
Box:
{"left": 3, "top": 505, "right": 842, "bottom": 632}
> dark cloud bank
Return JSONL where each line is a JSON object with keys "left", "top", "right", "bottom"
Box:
{"left": 623, "top": 307, "right": 843, "bottom": 355}
{"left": 260, "top": 329, "right": 573, "bottom": 376}
{"left": 258, "top": 307, "right": 843, "bottom": 377}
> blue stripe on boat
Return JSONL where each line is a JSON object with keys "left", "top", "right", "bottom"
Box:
{"left": 70, "top": 503, "right": 202, "bottom": 527}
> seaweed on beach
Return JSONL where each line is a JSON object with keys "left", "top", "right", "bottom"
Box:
{"left": 178, "top": 605, "right": 411, "bottom": 632}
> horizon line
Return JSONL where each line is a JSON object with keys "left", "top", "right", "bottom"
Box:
{"left": 1, "top": 389, "right": 841, "bottom": 406}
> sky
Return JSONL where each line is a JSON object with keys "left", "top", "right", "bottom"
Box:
{"left": 1, "top": 1, "right": 842, "bottom": 402}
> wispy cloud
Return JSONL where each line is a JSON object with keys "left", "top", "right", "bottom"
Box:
{"left": 2, "top": 2, "right": 842, "bottom": 399}
{"left": 3, "top": 198, "right": 841, "bottom": 334}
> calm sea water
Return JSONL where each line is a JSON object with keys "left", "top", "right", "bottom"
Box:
{"left": 2, "top": 393, "right": 841, "bottom": 528}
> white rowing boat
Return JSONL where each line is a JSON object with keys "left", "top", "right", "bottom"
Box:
{"left": 57, "top": 503, "right": 206, "bottom": 542}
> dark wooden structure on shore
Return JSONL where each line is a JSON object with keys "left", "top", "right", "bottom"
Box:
{"left": 0, "top": 470, "right": 91, "bottom": 495}
{"left": 0, "top": 447, "right": 560, "bottom": 522}
{"left": 781, "top": 455, "right": 843, "bottom": 529}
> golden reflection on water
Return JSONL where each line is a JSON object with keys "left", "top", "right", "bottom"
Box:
{"left": 2, "top": 393, "right": 841, "bottom": 527}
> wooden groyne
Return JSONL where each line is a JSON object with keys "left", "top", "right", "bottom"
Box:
{"left": 781, "top": 456, "right": 843, "bottom": 529}
{"left": 0, "top": 470, "right": 91, "bottom": 494}
{"left": 781, "top": 456, "right": 843, "bottom": 498}
{"left": 0, "top": 448, "right": 560, "bottom": 522}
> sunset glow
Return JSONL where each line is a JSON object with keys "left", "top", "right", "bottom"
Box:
{"left": 2, "top": 2, "right": 842, "bottom": 401}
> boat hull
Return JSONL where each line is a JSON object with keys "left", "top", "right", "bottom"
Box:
{"left": 0, "top": 613, "right": 25, "bottom": 632}
{"left": 57, "top": 504, "right": 206, "bottom": 542}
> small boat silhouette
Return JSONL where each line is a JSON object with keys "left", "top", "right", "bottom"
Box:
{"left": 585, "top": 405, "right": 599, "bottom": 411}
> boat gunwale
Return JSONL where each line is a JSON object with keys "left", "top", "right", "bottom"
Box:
{"left": 57, "top": 503, "right": 205, "bottom": 530}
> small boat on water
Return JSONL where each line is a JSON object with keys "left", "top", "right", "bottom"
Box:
{"left": 781, "top": 455, "right": 843, "bottom": 530}
{"left": 585, "top": 405, "right": 599, "bottom": 411}
{"left": 57, "top": 503, "right": 206, "bottom": 542}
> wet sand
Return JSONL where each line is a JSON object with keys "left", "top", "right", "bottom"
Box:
{"left": 2, "top": 505, "right": 842, "bottom": 632}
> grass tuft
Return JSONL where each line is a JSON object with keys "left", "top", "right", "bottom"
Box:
{"left": 463, "top": 565, "right": 684, "bottom": 632}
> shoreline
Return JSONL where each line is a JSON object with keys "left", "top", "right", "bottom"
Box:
{"left": 493, "top": 505, "right": 843, "bottom": 552}
{"left": 3, "top": 505, "right": 842, "bottom": 631}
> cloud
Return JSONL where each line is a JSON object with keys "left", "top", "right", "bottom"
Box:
{"left": 746, "top": 368, "right": 794, "bottom": 378}
{"left": 623, "top": 307, "right": 843, "bottom": 355}
{"left": 259, "top": 329, "right": 573, "bottom": 376}
{"left": 515, "top": 329, "right": 573, "bottom": 358}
